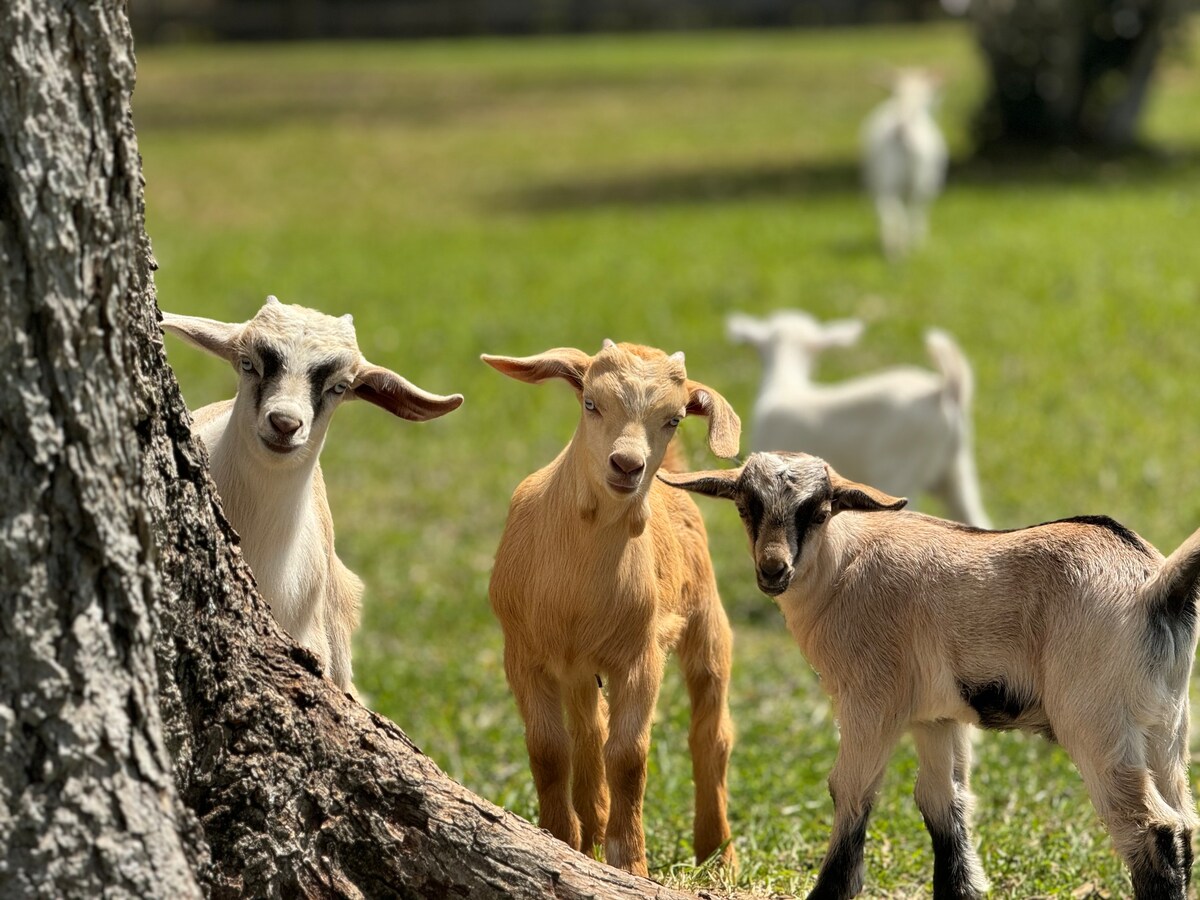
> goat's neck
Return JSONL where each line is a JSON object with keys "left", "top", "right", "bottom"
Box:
{"left": 206, "top": 424, "right": 321, "bottom": 560}
{"left": 760, "top": 341, "right": 815, "bottom": 390}
{"left": 557, "top": 436, "right": 652, "bottom": 538}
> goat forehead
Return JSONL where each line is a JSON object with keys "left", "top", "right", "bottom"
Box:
{"left": 245, "top": 303, "right": 359, "bottom": 363}
{"left": 585, "top": 344, "right": 687, "bottom": 413}
{"left": 741, "top": 454, "right": 828, "bottom": 509}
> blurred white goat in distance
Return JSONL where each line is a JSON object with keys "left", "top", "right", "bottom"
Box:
{"left": 862, "top": 68, "right": 948, "bottom": 260}
{"left": 729, "top": 310, "right": 990, "bottom": 528}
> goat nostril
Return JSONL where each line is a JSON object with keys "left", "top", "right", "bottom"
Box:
{"left": 609, "top": 454, "right": 645, "bottom": 476}
{"left": 269, "top": 413, "right": 302, "bottom": 436}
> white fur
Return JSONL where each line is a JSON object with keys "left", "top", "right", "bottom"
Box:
{"left": 162, "top": 297, "right": 462, "bottom": 694}
{"left": 729, "top": 310, "right": 990, "bottom": 527}
{"left": 862, "top": 69, "right": 948, "bottom": 260}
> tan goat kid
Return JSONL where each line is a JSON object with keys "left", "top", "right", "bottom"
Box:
{"left": 483, "top": 341, "right": 741, "bottom": 876}
{"left": 162, "top": 297, "right": 462, "bottom": 694}
{"left": 663, "top": 451, "right": 1200, "bottom": 900}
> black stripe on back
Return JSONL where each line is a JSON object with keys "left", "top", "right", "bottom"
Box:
{"left": 943, "top": 514, "right": 1152, "bottom": 557}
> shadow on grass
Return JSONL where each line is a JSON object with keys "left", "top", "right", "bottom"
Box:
{"left": 499, "top": 145, "right": 1200, "bottom": 212}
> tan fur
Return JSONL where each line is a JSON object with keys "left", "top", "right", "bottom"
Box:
{"left": 483, "top": 341, "right": 740, "bottom": 876}
{"left": 663, "top": 451, "right": 1200, "bottom": 899}
{"left": 162, "top": 297, "right": 461, "bottom": 695}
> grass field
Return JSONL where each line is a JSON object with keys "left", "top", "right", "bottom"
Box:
{"left": 136, "top": 22, "right": 1200, "bottom": 897}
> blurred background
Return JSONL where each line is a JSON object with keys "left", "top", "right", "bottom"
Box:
{"left": 139, "top": 2, "right": 1200, "bottom": 896}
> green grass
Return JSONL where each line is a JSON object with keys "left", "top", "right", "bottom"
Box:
{"left": 137, "top": 23, "right": 1200, "bottom": 897}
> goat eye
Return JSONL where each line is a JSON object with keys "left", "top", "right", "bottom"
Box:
{"left": 331, "top": 382, "right": 349, "bottom": 395}
{"left": 239, "top": 357, "right": 256, "bottom": 374}
{"left": 812, "top": 509, "right": 830, "bottom": 525}
{"left": 583, "top": 398, "right": 596, "bottom": 413}
{"left": 667, "top": 415, "right": 682, "bottom": 428}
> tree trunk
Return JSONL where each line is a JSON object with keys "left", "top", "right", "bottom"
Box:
{"left": 0, "top": 1, "right": 202, "bottom": 896}
{"left": 968, "top": 0, "right": 1184, "bottom": 151}
{"left": 1, "top": 3, "right": 699, "bottom": 898}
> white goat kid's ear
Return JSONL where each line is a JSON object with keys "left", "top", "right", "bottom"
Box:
{"left": 352, "top": 365, "right": 464, "bottom": 421}
{"left": 815, "top": 318, "right": 865, "bottom": 349}
{"left": 657, "top": 467, "right": 741, "bottom": 500}
{"left": 480, "top": 348, "right": 592, "bottom": 393}
{"left": 685, "top": 381, "right": 741, "bottom": 459}
{"left": 828, "top": 468, "right": 907, "bottom": 514}
{"left": 160, "top": 312, "right": 243, "bottom": 363}
{"left": 726, "top": 313, "right": 771, "bottom": 347}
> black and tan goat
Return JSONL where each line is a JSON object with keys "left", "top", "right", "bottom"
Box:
{"left": 661, "top": 450, "right": 1200, "bottom": 900}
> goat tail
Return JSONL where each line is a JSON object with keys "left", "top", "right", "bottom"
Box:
{"left": 1139, "top": 525, "right": 1200, "bottom": 641}
{"left": 924, "top": 329, "right": 973, "bottom": 413}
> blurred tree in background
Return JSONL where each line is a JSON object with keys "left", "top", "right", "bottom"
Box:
{"left": 966, "top": 0, "right": 1193, "bottom": 150}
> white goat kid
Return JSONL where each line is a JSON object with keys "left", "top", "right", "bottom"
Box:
{"left": 483, "top": 340, "right": 741, "bottom": 877}
{"left": 161, "top": 296, "right": 463, "bottom": 694}
{"left": 729, "top": 310, "right": 989, "bottom": 527}
{"left": 663, "top": 450, "right": 1200, "bottom": 900}
{"left": 862, "top": 68, "right": 947, "bottom": 260}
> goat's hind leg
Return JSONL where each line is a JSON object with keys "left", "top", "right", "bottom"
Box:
{"left": 1147, "top": 706, "right": 1197, "bottom": 888}
{"left": 1070, "top": 739, "right": 1188, "bottom": 900}
{"left": 677, "top": 602, "right": 736, "bottom": 870}
{"left": 565, "top": 673, "right": 610, "bottom": 854}
{"left": 912, "top": 721, "right": 987, "bottom": 900}
{"left": 506, "top": 653, "right": 580, "bottom": 850}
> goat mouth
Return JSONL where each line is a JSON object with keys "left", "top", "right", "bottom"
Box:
{"left": 756, "top": 574, "right": 792, "bottom": 596}
{"left": 605, "top": 478, "right": 640, "bottom": 496}
{"left": 260, "top": 437, "right": 300, "bottom": 455}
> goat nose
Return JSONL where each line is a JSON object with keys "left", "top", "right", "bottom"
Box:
{"left": 269, "top": 412, "right": 302, "bottom": 436}
{"left": 609, "top": 452, "right": 645, "bottom": 476}
{"left": 759, "top": 558, "right": 788, "bottom": 579}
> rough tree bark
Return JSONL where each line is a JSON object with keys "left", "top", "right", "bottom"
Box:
{"left": 1, "top": 2, "right": 699, "bottom": 898}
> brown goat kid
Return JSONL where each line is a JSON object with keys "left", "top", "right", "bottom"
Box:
{"left": 483, "top": 341, "right": 741, "bottom": 877}
{"left": 662, "top": 451, "right": 1200, "bottom": 900}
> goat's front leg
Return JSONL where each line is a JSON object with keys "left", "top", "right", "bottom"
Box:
{"left": 506, "top": 652, "right": 580, "bottom": 850}
{"left": 912, "top": 721, "right": 987, "bottom": 900}
{"left": 807, "top": 711, "right": 903, "bottom": 900}
{"left": 566, "top": 673, "right": 610, "bottom": 854}
{"left": 603, "top": 652, "right": 665, "bottom": 877}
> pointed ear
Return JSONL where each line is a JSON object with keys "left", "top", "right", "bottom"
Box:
{"left": 829, "top": 468, "right": 906, "bottom": 514}
{"left": 657, "top": 467, "right": 741, "bottom": 501}
{"left": 352, "top": 365, "right": 464, "bottom": 421}
{"left": 480, "top": 348, "right": 592, "bottom": 393}
{"left": 160, "top": 312, "right": 243, "bottom": 362}
{"left": 685, "top": 381, "right": 740, "bottom": 459}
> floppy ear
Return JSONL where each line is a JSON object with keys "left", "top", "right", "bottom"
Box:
{"left": 685, "top": 381, "right": 741, "bottom": 459}
{"left": 727, "top": 313, "right": 772, "bottom": 347}
{"left": 480, "top": 348, "right": 592, "bottom": 393}
{"left": 352, "top": 365, "right": 464, "bottom": 421}
{"left": 829, "top": 468, "right": 906, "bottom": 514}
{"left": 657, "top": 467, "right": 741, "bottom": 501}
{"left": 160, "top": 312, "right": 243, "bottom": 362}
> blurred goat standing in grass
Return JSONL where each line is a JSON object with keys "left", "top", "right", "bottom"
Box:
{"left": 483, "top": 340, "right": 740, "bottom": 877}
{"left": 862, "top": 69, "right": 948, "bottom": 260}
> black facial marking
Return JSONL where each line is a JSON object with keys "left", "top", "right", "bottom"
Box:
{"left": 308, "top": 359, "right": 343, "bottom": 418}
{"left": 923, "top": 797, "right": 985, "bottom": 900}
{"left": 958, "top": 680, "right": 1053, "bottom": 739}
{"left": 739, "top": 493, "right": 764, "bottom": 543}
{"left": 252, "top": 342, "right": 284, "bottom": 412}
